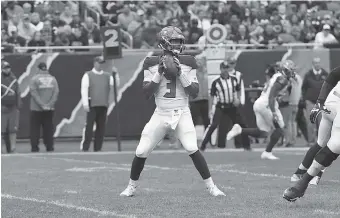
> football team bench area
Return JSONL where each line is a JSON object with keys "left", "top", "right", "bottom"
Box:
{"left": 2, "top": 140, "right": 340, "bottom": 218}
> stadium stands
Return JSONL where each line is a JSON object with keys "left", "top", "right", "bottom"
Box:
{"left": 1, "top": 0, "right": 340, "bottom": 52}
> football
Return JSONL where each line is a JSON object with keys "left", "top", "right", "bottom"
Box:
{"left": 163, "top": 54, "right": 179, "bottom": 79}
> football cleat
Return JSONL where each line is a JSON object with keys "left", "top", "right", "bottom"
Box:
{"left": 120, "top": 185, "right": 136, "bottom": 197}
{"left": 208, "top": 185, "right": 226, "bottom": 197}
{"left": 283, "top": 187, "right": 305, "bottom": 202}
{"left": 261, "top": 151, "right": 279, "bottom": 160}
{"left": 226, "top": 124, "right": 242, "bottom": 140}
{"left": 291, "top": 173, "right": 304, "bottom": 182}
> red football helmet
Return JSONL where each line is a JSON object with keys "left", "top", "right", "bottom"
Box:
{"left": 158, "top": 26, "right": 185, "bottom": 55}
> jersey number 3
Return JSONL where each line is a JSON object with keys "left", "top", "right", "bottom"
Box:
{"left": 164, "top": 79, "right": 176, "bottom": 98}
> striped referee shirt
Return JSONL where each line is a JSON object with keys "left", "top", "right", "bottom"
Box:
{"left": 210, "top": 75, "right": 239, "bottom": 105}
{"left": 229, "top": 69, "right": 245, "bottom": 105}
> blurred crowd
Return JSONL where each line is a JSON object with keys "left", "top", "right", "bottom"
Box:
{"left": 2, "top": 0, "right": 340, "bottom": 52}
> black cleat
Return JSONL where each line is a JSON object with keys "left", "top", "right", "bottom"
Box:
{"left": 283, "top": 187, "right": 305, "bottom": 202}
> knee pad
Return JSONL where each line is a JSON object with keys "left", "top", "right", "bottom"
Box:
{"left": 135, "top": 137, "right": 152, "bottom": 158}
{"left": 315, "top": 146, "right": 339, "bottom": 167}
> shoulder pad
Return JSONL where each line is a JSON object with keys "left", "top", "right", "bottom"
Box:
{"left": 143, "top": 56, "right": 159, "bottom": 70}
{"left": 178, "top": 55, "right": 198, "bottom": 69}
{"left": 276, "top": 75, "right": 288, "bottom": 85}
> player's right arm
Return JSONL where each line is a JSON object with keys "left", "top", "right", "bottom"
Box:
{"left": 209, "top": 80, "right": 218, "bottom": 117}
{"left": 317, "top": 66, "right": 340, "bottom": 104}
{"left": 142, "top": 57, "right": 162, "bottom": 99}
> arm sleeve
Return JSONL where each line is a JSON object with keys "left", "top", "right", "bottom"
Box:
{"left": 48, "top": 78, "right": 59, "bottom": 107}
{"left": 210, "top": 81, "right": 217, "bottom": 97}
{"left": 239, "top": 77, "right": 245, "bottom": 105}
{"left": 110, "top": 75, "right": 114, "bottom": 86}
{"left": 81, "top": 73, "right": 89, "bottom": 106}
{"left": 115, "top": 73, "right": 120, "bottom": 87}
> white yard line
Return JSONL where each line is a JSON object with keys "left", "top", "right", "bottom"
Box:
{"left": 314, "top": 209, "right": 340, "bottom": 216}
{"left": 1, "top": 194, "right": 136, "bottom": 218}
{"left": 2, "top": 147, "right": 309, "bottom": 157}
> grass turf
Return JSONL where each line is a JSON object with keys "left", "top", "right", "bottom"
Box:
{"left": 1, "top": 141, "right": 340, "bottom": 218}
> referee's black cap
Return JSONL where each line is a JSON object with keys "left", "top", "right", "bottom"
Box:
{"left": 94, "top": 56, "right": 105, "bottom": 63}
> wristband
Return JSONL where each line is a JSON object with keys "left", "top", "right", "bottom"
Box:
{"left": 152, "top": 73, "right": 162, "bottom": 83}
{"left": 179, "top": 73, "right": 191, "bottom": 87}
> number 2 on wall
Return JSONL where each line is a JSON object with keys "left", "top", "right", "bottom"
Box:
{"left": 164, "top": 80, "right": 176, "bottom": 98}
{"left": 104, "top": 29, "right": 119, "bottom": 47}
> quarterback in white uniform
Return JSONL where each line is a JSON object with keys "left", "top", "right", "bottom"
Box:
{"left": 227, "top": 60, "right": 296, "bottom": 160}
{"left": 120, "top": 26, "right": 225, "bottom": 197}
{"left": 283, "top": 66, "right": 340, "bottom": 202}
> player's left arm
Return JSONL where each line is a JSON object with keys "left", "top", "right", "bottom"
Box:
{"left": 268, "top": 76, "right": 288, "bottom": 112}
{"left": 178, "top": 69, "right": 199, "bottom": 99}
{"left": 317, "top": 66, "right": 340, "bottom": 104}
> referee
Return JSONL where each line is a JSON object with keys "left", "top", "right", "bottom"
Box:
{"left": 200, "top": 61, "right": 249, "bottom": 150}
{"left": 80, "top": 56, "right": 114, "bottom": 152}
{"left": 226, "top": 57, "right": 251, "bottom": 150}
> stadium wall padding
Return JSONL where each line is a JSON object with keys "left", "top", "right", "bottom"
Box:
{"left": 4, "top": 49, "right": 339, "bottom": 139}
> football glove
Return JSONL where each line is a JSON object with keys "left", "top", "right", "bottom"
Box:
{"left": 310, "top": 101, "right": 331, "bottom": 124}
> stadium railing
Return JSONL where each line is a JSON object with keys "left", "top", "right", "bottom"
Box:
{"left": 5, "top": 42, "right": 324, "bottom": 53}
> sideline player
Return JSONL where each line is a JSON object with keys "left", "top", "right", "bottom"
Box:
{"left": 283, "top": 66, "right": 340, "bottom": 202}
{"left": 120, "top": 26, "right": 225, "bottom": 197}
{"left": 226, "top": 60, "right": 296, "bottom": 160}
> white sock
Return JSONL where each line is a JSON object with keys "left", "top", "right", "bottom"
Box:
{"left": 204, "top": 177, "right": 214, "bottom": 189}
{"left": 129, "top": 179, "right": 137, "bottom": 187}
{"left": 307, "top": 160, "right": 325, "bottom": 177}
{"left": 298, "top": 163, "right": 308, "bottom": 170}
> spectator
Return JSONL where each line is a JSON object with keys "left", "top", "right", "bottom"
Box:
{"left": 300, "top": 19, "right": 317, "bottom": 43}
{"left": 6, "top": 26, "right": 26, "bottom": 48}
{"left": 41, "top": 20, "right": 53, "bottom": 45}
{"left": 127, "top": 9, "right": 145, "bottom": 48}
{"left": 187, "top": 1, "right": 208, "bottom": 16}
{"left": 233, "top": 24, "right": 251, "bottom": 44}
{"left": 7, "top": 14, "right": 20, "bottom": 37}
{"left": 82, "top": 17, "right": 101, "bottom": 45}
{"left": 155, "top": 9, "right": 168, "bottom": 29}
{"left": 22, "top": 3, "right": 32, "bottom": 16}
{"left": 60, "top": 6, "right": 73, "bottom": 25}
{"left": 314, "top": 24, "right": 338, "bottom": 48}
{"left": 187, "top": 19, "right": 203, "bottom": 44}
{"left": 141, "top": 18, "right": 160, "bottom": 49}
{"left": 117, "top": 4, "right": 137, "bottom": 30}
{"left": 5, "top": 1, "right": 24, "bottom": 20}
{"left": 27, "top": 31, "right": 46, "bottom": 53}
{"left": 51, "top": 11, "right": 66, "bottom": 30}
{"left": 333, "top": 22, "right": 340, "bottom": 42}
{"left": 69, "top": 12, "right": 82, "bottom": 28}
{"left": 261, "top": 24, "right": 277, "bottom": 45}
{"left": 69, "top": 27, "right": 89, "bottom": 49}
{"left": 155, "top": 1, "right": 173, "bottom": 20}
{"left": 17, "top": 14, "right": 35, "bottom": 41}
{"left": 168, "top": 1, "right": 184, "bottom": 18}
{"left": 2, "top": 28, "right": 14, "bottom": 53}
{"left": 30, "top": 12, "right": 44, "bottom": 32}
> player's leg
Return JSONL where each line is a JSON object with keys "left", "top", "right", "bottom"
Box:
{"left": 120, "top": 112, "right": 168, "bottom": 197}
{"left": 1, "top": 112, "right": 11, "bottom": 153}
{"left": 283, "top": 111, "right": 339, "bottom": 202}
{"left": 227, "top": 100, "right": 269, "bottom": 141}
{"left": 176, "top": 110, "right": 225, "bottom": 196}
{"left": 229, "top": 107, "right": 251, "bottom": 150}
{"left": 200, "top": 107, "right": 222, "bottom": 151}
{"left": 7, "top": 108, "right": 19, "bottom": 153}
{"left": 291, "top": 113, "right": 332, "bottom": 182}
{"left": 260, "top": 106, "right": 284, "bottom": 160}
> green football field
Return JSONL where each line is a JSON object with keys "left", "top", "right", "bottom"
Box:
{"left": 2, "top": 141, "right": 340, "bottom": 218}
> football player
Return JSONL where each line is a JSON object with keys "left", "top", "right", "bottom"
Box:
{"left": 283, "top": 66, "right": 340, "bottom": 202}
{"left": 120, "top": 26, "right": 225, "bottom": 197}
{"left": 227, "top": 60, "right": 296, "bottom": 160}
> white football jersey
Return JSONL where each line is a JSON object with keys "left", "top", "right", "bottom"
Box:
{"left": 143, "top": 55, "right": 198, "bottom": 110}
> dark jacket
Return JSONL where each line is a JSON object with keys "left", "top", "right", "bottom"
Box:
{"left": 302, "top": 68, "right": 328, "bottom": 103}
{"left": 1, "top": 72, "right": 21, "bottom": 112}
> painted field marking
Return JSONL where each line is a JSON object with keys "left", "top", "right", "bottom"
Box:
{"left": 314, "top": 209, "right": 340, "bottom": 216}
{"left": 1, "top": 147, "right": 310, "bottom": 157}
{"left": 66, "top": 166, "right": 130, "bottom": 172}
{"left": 1, "top": 194, "right": 136, "bottom": 218}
